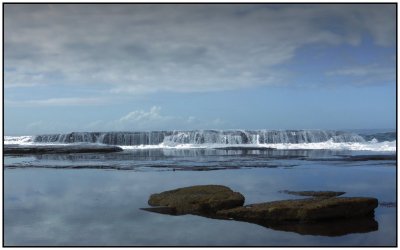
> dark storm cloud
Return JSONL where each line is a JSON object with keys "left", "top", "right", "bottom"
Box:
{"left": 4, "top": 4, "right": 396, "bottom": 93}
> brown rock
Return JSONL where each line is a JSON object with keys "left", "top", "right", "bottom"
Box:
{"left": 281, "top": 190, "right": 345, "bottom": 198}
{"left": 255, "top": 217, "right": 378, "bottom": 236}
{"left": 148, "top": 185, "right": 245, "bottom": 215}
{"left": 217, "top": 197, "right": 378, "bottom": 222}
{"left": 143, "top": 186, "right": 379, "bottom": 236}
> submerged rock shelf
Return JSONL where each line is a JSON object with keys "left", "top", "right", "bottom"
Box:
{"left": 143, "top": 185, "right": 379, "bottom": 236}
{"left": 4, "top": 144, "right": 123, "bottom": 155}
{"left": 280, "top": 190, "right": 346, "bottom": 198}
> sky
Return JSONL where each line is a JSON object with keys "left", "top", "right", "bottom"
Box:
{"left": 4, "top": 3, "right": 396, "bottom": 135}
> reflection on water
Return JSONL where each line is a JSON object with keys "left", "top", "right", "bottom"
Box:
{"left": 142, "top": 206, "right": 378, "bottom": 237}
{"left": 4, "top": 149, "right": 397, "bottom": 246}
{"left": 253, "top": 217, "right": 379, "bottom": 236}
{"left": 4, "top": 148, "right": 395, "bottom": 171}
{"left": 12, "top": 148, "right": 381, "bottom": 159}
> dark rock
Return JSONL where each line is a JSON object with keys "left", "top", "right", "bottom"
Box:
{"left": 217, "top": 197, "right": 378, "bottom": 222}
{"left": 142, "top": 200, "right": 378, "bottom": 237}
{"left": 251, "top": 216, "right": 378, "bottom": 236}
{"left": 307, "top": 154, "right": 396, "bottom": 162}
{"left": 281, "top": 190, "right": 345, "bottom": 197}
{"left": 346, "top": 155, "right": 396, "bottom": 161}
{"left": 141, "top": 206, "right": 178, "bottom": 215}
{"left": 170, "top": 166, "right": 240, "bottom": 171}
{"left": 148, "top": 185, "right": 245, "bottom": 215}
{"left": 143, "top": 186, "right": 379, "bottom": 236}
{"left": 4, "top": 144, "right": 123, "bottom": 155}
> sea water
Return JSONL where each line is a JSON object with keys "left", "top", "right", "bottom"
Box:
{"left": 3, "top": 129, "right": 397, "bottom": 246}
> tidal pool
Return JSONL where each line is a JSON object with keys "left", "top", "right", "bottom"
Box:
{"left": 4, "top": 149, "right": 396, "bottom": 246}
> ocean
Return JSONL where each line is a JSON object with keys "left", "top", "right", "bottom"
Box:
{"left": 3, "top": 129, "right": 397, "bottom": 246}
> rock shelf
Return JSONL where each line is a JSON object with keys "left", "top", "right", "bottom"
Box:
{"left": 143, "top": 185, "right": 379, "bottom": 236}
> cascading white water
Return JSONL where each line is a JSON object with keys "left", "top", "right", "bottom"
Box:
{"left": 31, "top": 130, "right": 367, "bottom": 146}
{"left": 5, "top": 130, "right": 396, "bottom": 151}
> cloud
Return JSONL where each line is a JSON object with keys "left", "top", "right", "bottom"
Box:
{"left": 4, "top": 4, "right": 395, "bottom": 92}
{"left": 327, "top": 65, "right": 392, "bottom": 77}
{"left": 5, "top": 105, "right": 228, "bottom": 134}
{"left": 119, "top": 106, "right": 169, "bottom": 123}
{"left": 326, "top": 64, "right": 395, "bottom": 85}
{"left": 87, "top": 106, "right": 228, "bottom": 131}
{"left": 6, "top": 97, "right": 110, "bottom": 107}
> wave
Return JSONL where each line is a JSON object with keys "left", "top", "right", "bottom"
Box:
{"left": 117, "top": 140, "right": 395, "bottom": 152}
{"left": 4, "top": 136, "right": 35, "bottom": 144}
{"left": 360, "top": 132, "right": 396, "bottom": 142}
{"left": 4, "top": 130, "right": 396, "bottom": 152}
{"left": 29, "top": 130, "right": 367, "bottom": 145}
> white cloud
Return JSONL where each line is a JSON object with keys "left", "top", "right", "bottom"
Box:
{"left": 85, "top": 106, "right": 229, "bottom": 131}
{"left": 326, "top": 64, "right": 395, "bottom": 85}
{"left": 6, "top": 105, "right": 229, "bottom": 134}
{"left": 119, "top": 106, "right": 167, "bottom": 123}
{"left": 327, "top": 65, "right": 392, "bottom": 77}
{"left": 328, "top": 68, "right": 371, "bottom": 77}
{"left": 6, "top": 97, "right": 110, "bottom": 107}
{"left": 4, "top": 4, "right": 395, "bottom": 92}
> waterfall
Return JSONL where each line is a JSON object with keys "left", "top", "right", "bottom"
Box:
{"left": 34, "top": 131, "right": 173, "bottom": 145}
{"left": 33, "top": 130, "right": 366, "bottom": 146}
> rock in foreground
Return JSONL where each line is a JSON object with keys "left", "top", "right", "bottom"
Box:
{"left": 217, "top": 197, "right": 378, "bottom": 222}
{"left": 281, "top": 190, "right": 345, "bottom": 198}
{"left": 148, "top": 185, "right": 245, "bottom": 214}
{"left": 254, "top": 216, "right": 378, "bottom": 236}
{"left": 144, "top": 185, "right": 379, "bottom": 236}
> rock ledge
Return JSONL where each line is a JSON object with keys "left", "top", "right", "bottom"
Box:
{"left": 217, "top": 197, "right": 378, "bottom": 222}
{"left": 144, "top": 185, "right": 378, "bottom": 235}
{"left": 148, "top": 185, "right": 245, "bottom": 214}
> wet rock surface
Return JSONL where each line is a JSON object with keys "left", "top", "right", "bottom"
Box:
{"left": 311, "top": 154, "right": 397, "bottom": 162}
{"left": 345, "top": 155, "right": 397, "bottom": 161}
{"left": 280, "top": 190, "right": 345, "bottom": 198}
{"left": 143, "top": 185, "right": 379, "bottom": 236}
{"left": 217, "top": 197, "right": 378, "bottom": 222}
{"left": 148, "top": 185, "right": 245, "bottom": 214}
{"left": 4, "top": 144, "right": 123, "bottom": 155}
{"left": 251, "top": 216, "right": 378, "bottom": 236}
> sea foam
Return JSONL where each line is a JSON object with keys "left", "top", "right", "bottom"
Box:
{"left": 4, "top": 130, "right": 396, "bottom": 152}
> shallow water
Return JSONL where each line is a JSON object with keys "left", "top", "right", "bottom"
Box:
{"left": 4, "top": 149, "right": 397, "bottom": 246}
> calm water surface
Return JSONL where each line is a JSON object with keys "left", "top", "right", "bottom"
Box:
{"left": 4, "top": 149, "right": 396, "bottom": 246}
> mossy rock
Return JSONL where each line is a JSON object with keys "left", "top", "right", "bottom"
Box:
{"left": 148, "top": 185, "right": 245, "bottom": 215}
{"left": 217, "top": 197, "right": 378, "bottom": 222}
